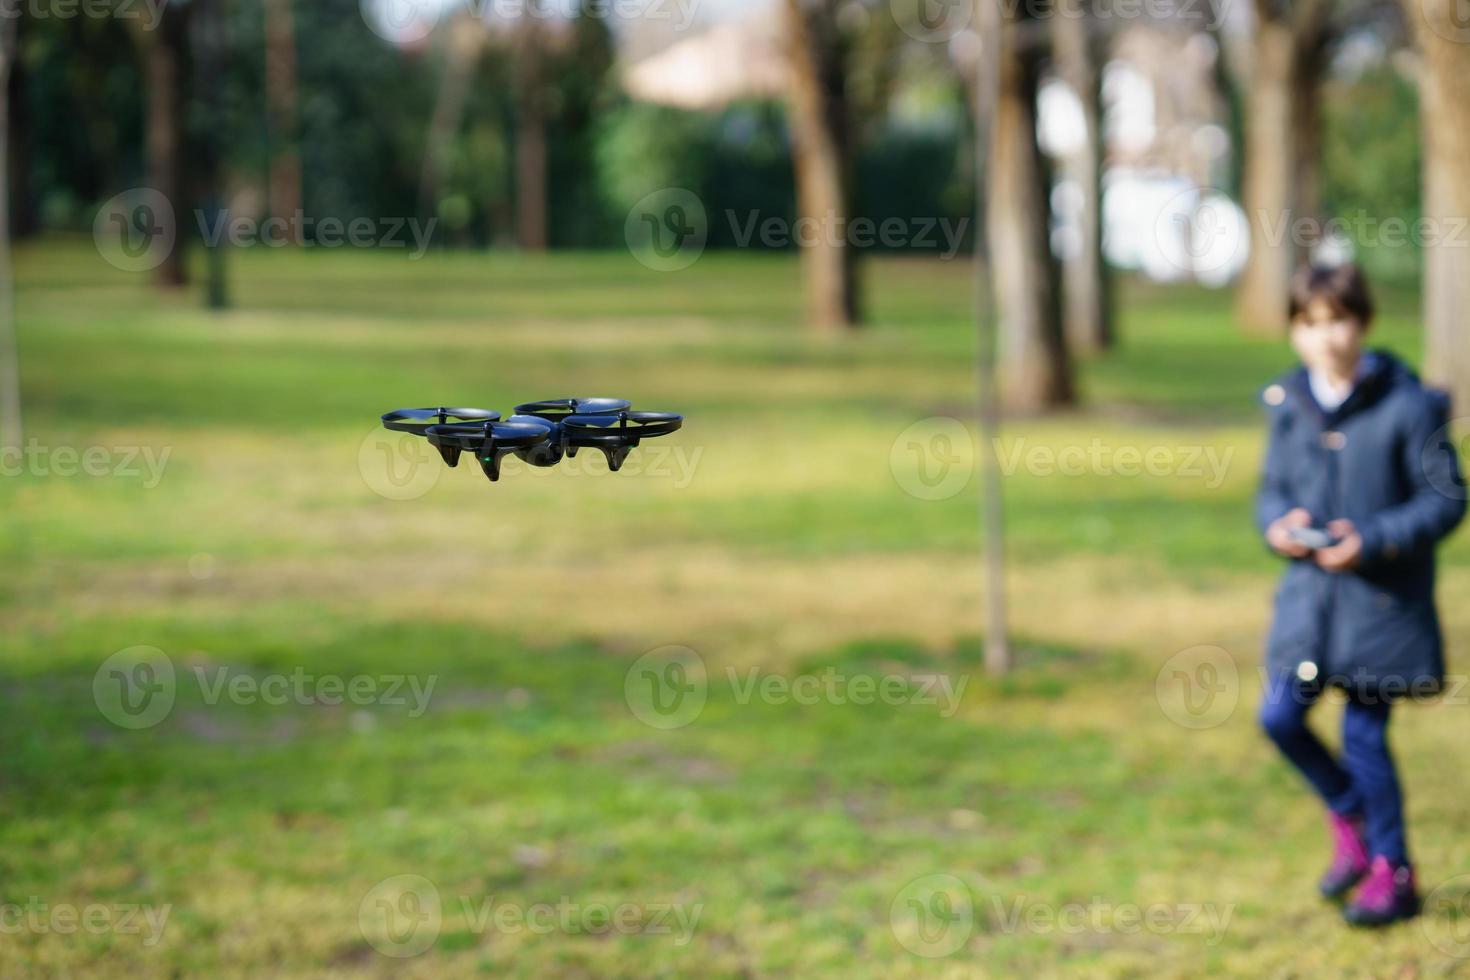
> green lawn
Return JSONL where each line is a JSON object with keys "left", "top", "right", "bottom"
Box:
{"left": 3, "top": 238, "right": 1469, "bottom": 977}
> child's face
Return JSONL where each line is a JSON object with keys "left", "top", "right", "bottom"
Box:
{"left": 1290, "top": 297, "right": 1365, "bottom": 376}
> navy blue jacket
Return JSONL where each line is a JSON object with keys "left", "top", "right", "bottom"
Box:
{"left": 1256, "top": 350, "right": 1466, "bottom": 694}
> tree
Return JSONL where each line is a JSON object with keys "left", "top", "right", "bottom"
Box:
{"left": 783, "top": 0, "right": 859, "bottom": 331}
{"left": 972, "top": 0, "right": 1011, "bottom": 675}
{"left": 0, "top": 0, "right": 20, "bottom": 454}
{"left": 264, "top": 0, "right": 303, "bottom": 239}
{"left": 1234, "top": 0, "right": 1332, "bottom": 332}
{"left": 513, "top": 3, "right": 549, "bottom": 252}
{"left": 126, "top": 0, "right": 193, "bottom": 288}
{"left": 989, "top": 0, "right": 1073, "bottom": 409}
{"left": 1050, "top": 0, "right": 1112, "bottom": 353}
{"left": 1403, "top": 0, "right": 1470, "bottom": 412}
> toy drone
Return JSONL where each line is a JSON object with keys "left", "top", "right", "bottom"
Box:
{"left": 380, "top": 398, "right": 683, "bottom": 482}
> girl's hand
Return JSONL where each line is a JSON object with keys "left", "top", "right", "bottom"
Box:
{"left": 1266, "top": 508, "right": 1313, "bottom": 558}
{"left": 1315, "top": 519, "right": 1363, "bottom": 572}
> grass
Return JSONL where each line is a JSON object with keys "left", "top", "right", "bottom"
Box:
{"left": 3, "top": 237, "right": 1470, "bottom": 977}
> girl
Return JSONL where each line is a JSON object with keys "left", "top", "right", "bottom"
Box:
{"left": 1256, "top": 263, "right": 1465, "bottom": 926}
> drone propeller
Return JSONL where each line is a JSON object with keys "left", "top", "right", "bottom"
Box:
{"left": 562, "top": 411, "right": 683, "bottom": 470}
{"left": 513, "top": 398, "right": 632, "bottom": 421}
{"left": 382, "top": 407, "right": 500, "bottom": 435}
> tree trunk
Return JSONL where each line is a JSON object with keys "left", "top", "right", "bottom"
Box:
{"left": 1406, "top": 0, "right": 1470, "bottom": 412}
{"left": 1290, "top": 36, "right": 1325, "bottom": 266}
{"left": 6, "top": 12, "right": 35, "bottom": 240}
{"left": 1235, "top": 18, "right": 1294, "bottom": 332}
{"left": 1235, "top": 0, "right": 1330, "bottom": 333}
{"left": 132, "top": 8, "right": 190, "bottom": 288}
{"left": 972, "top": 0, "right": 1010, "bottom": 676}
{"left": 0, "top": 0, "right": 20, "bottom": 453}
{"left": 264, "top": 0, "right": 302, "bottom": 240}
{"left": 783, "top": 0, "right": 859, "bottom": 331}
{"left": 1051, "top": 0, "right": 1111, "bottom": 353}
{"left": 514, "top": 14, "right": 549, "bottom": 252}
{"left": 989, "top": 5, "right": 1072, "bottom": 410}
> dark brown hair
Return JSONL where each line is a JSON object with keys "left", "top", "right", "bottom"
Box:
{"left": 1288, "top": 263, "right": 1375, "bottom": 327}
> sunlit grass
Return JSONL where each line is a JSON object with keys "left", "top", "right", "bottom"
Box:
{"left": 2, "top": 239, "right": 1468, "bottom": 976}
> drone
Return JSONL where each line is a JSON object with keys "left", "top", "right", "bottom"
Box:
{"left": 380, "top": 398, "right": 683, "bottom": 483}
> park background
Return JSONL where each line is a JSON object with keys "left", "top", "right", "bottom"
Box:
{"left": 3, "top": 0, "right": 1470, "bottom": 975}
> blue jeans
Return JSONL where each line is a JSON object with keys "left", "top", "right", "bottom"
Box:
{"left": 1258, "top": 670, "right": 1408, "bottom": 865}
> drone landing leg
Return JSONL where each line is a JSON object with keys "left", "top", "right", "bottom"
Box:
{"left": 478, "top": 448, "right": 515, "bottom": 482}
{"left": 600, "top": 445, "right": 633, "bottom": 472}
{"left": 436, "top": 445, "right": 462, "bottom": 468}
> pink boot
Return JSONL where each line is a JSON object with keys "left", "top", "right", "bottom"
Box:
{"left": 1319, "top": 812, "right": 1369, "bottom": 900}
{"left": 1344, "top": 856, "right": 1419, "bottom": 927}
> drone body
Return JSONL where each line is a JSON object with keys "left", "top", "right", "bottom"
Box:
{"left": 381, "top": 398, "right": 683, "bottom": 483}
